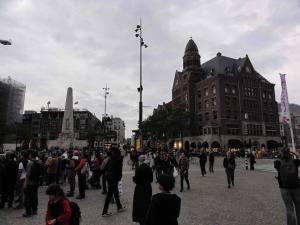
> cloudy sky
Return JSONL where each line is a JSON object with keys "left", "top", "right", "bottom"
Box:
{"left": 0, "top": 0, "right": 300, "bottom": 137}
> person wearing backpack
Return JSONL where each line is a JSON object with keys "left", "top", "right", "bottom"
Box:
{"left": 223, "top": 151, "right": 236, "bottom": 189}
{"left": 46, "top": 184, "right": 71, "bottom": 225}
{"left": 23, "top": 150, "right": 42, "bottom": 217}
{"left": 274, "top": 147, "right": 300, "bottom": 225}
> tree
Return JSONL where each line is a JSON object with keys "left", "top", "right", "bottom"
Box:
{"left": 141, "top": 104, "right": 190, "bottom": 141}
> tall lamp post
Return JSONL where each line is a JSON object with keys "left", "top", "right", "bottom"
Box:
{"left": 102, "top": 84, "right": 110, "bottom": 150}
{"left": 135, "top": 20, "right": 148, "bottom": 152}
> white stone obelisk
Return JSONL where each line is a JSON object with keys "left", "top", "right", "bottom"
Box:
{"left": 59, "top": 87, "right": 74, "bottom": 149}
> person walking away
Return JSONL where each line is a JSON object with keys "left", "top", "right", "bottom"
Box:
{"left": 102, "top": 147, "right": 125, "bottom": 217}
{"left": 132, "top": 155, "right": 153, "bottom": 225}
{"left": 199, "top": 149, "right": 207, "bottom": 176}
{"left": 100, "top": 151, "right": 111, "bottom": 195}
{"left": 74, "top": 152, "right": 88, "bottom": 199}
{"left": 274, "top": 148, "right": 300, "bottom": 225}
{"left": 15, "top": 151, "right": 29, "bottom": 209}
{"left": 0, "top": 152, "right": 18, "bottom": 208}
{"left": 144, "top": 174, "right": 181, "bottom": 225}
{"left": 65, "top": 151, "right": 76, "bottom": 197}
{"left": 45, "top": 152, "right": 59, "bottom": 185}
{"left": 209, "top": 150, "right": 215, "bottom": 173}
{"left": 249, "top": 151, "right": 256, "bottom": 170}
{"left": 178, "top": 153, "right": 190, "bottom": 192}
{"left": 45, "top": 184, "right": 71, "bottom": 225}
{"left": 23, "top": 150, "right": 43, "bottom": 217}
{"left": 223, "top": 151, "right": 236, "bottom": 188}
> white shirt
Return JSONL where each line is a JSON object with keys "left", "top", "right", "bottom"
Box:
{"left": 18, "top": 161, "right": 27, "bottom": 180}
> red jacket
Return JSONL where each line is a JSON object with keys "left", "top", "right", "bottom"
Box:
{"left": 75, "top": 158, "right": 87, "bottom": 172}
{"left": 46, "top": 198, "right": 71, "bottom": 225}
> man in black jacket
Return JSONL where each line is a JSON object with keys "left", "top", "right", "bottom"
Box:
{"left": 274, "top": 148, "right": 300, "bottom": 225}
{"left": 144, "top": 174, "right": 181, "bottom": 225}
{"left": 0, "top": 152, "right": 18, "bottom": 209}
{"left": 199, "top": 149, "right": 207, "bottom": 176}
{"left": 102, "top": 147, "right": 125, "bottom": 217}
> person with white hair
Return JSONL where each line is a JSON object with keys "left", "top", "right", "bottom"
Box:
{"left": 132, "top": 154, "right": 153, "bottom": 225}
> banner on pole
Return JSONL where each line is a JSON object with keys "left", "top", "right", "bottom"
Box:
{"left": 280, "top": 73, "right": 291, "bottom": 124}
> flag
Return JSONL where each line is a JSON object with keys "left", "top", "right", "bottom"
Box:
{"left": 280, "top": 73, "right": 291, "bottom": 124}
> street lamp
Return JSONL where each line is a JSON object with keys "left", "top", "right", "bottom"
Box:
{"left": 135, "top": 20, "right": 148, "bottom": 152}
{"left": 102, "top": 84, "right": 110, "bottom": 118}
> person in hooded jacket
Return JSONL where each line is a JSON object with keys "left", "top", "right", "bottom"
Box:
{"left": 144, "top": 174, "right": 181, "bottom": 225}
{"left": 102, "top": 147, "right": 125, "bottom": 217}
{"left": 45, "top": 184, "right": 71, "bottom": 225}
{"left": 132, "top": 155, "right": 153, "bottom": 225}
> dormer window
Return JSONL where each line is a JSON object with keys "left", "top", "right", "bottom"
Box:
{"left": 246, "top": 66, "right": 251, "bottom": 73}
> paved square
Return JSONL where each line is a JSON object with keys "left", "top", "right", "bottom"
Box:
{"left": 0, "top": 156, "right": 286, "bottom": 225}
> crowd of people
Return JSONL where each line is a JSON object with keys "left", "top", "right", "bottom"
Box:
{"left": 0, "top": 146, "right": 299, "bottom": 225}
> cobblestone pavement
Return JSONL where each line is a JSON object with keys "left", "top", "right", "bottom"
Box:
{"left": 0, "top": 156, "right": 286, "bottom": 225}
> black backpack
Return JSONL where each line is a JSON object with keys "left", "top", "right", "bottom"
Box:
{"left": 69, "top": 201, "right": 81, "bottom": 225}
{"left": 29, "top": 161, "right": 44, "bottom": 182}
{"left": 279, "top": 158, "right": 300, "bottom": 188}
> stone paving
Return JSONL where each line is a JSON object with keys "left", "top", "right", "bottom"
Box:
{"left": 0, "top": 156, "right": 287, "bottom": 225}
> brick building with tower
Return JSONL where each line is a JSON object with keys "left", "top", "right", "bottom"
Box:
{"left": 164, "top": 39, "right": 281, "bottom": 150}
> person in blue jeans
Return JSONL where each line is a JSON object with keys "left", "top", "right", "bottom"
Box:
{"left": 274, "top": 148, "right": 300, "bottom": 225}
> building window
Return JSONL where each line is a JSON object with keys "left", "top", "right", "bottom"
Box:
{"left": 212, "top": 85, "right": 216, "bottom": 94}
{"left": 225, "top": 86, "right": 228, "bottom": 93}
{"left": 225, "top": 96, "right": 230, "bottom": 105}
{"left": 226, "top": 110, "right": 231, "bottom": 119}
{"left": 233, "top": 111, "right": 238, "bottom": 120}
{"left": 205, "top": 112, "right": 210, "bottom": 120}
{"left": 232, "top": 97, "right": 237, "bottom": 105}
{"left": 213, "top": 97, "right": 217, "bottom": 106}
{"left": 262, "top": 92, "right": 266, "bottom": 98}
{"left": 197, "top": 90, "right": 201, "bottom": 98}
{"left": 205, "top": 100, "right": 209, "bottom": 108}
{"left": 198, "top": 102, "right": 202, "bottom": 110}
{"left": 268, "top": 93, "right": 272, "bottom": 99}
{"left": 232, "top": 87, "right": 236, "bottom": 94}
{"left": 198, "top": 114, "right": 202, "bottom": 122}
{"left": 205, "top": 88, "right": 208, "bottom": 96}
{"left": 213, "top": 111, "right": 217, "bottom": 119}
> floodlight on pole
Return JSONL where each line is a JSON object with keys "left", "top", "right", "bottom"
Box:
{"left": 134, "top": 19, "right": 148, "bottom": 152}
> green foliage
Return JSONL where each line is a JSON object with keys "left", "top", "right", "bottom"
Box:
{"left": 141, "top": 104, "right": 190, "bottom": 140}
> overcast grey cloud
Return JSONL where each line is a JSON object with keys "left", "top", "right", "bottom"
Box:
{"left": 0, "top": 0, "right": 300, "bottom": 137}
